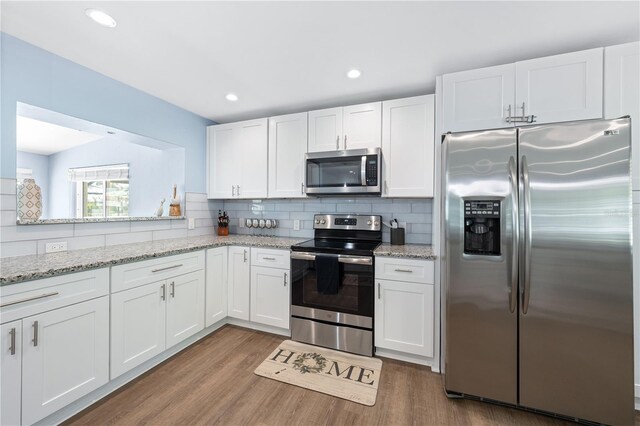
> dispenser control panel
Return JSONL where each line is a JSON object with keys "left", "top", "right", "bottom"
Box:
{"left": 465, "top": 200, "right": 500, "bottom": 218}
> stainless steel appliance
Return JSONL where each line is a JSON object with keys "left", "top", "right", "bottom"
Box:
{"left": 290, "top": 214, "right": 382, "bottom": 356}
{"left": 305, "top": 148, "right": 381, "bottom": 195}
{"left": 442, "top": 118, "right": 634, "bottom": 425}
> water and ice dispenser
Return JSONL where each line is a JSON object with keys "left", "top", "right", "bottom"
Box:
{"left": 464, "top": 200, "right": 501, "bottom": 256}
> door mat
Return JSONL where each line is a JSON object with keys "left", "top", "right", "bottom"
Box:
{"left": 254, "top": 340, "right": 382, "bottom": 406}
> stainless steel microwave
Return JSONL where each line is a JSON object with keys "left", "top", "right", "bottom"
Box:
{"left": 305, "top": 148, "right": 381, "bottom": 195}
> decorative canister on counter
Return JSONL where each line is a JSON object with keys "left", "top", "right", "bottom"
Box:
{"left": 17, "top": 178, "right": 42, "bottom": 221}
{"left": 217, "top": 210, "right": 229, "bottom": 236}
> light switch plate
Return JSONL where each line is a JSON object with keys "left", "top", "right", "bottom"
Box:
{"left": 187, "top": 218, "right": 195, "bottom": 230}
{"left": 45, "top": 241, "right": 67, "bottom": 253}
{"left": 293, "top": 219, "right": 300, "bottom": 231}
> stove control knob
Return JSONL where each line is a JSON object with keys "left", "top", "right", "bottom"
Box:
{"left": 367, "top": 220, "right": 372, "bottom": 225}
{"left": 320, "top": 219, "right": 326, "bottom": 224}
{"left": 374, "top": 221, "right": 380, "bottom": 227}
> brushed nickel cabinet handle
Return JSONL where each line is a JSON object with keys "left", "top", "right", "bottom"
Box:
{"left": 394, "top": 268, "right": 414, "bottom": 273}
{"left": 232, "top": 185, "right": 236, "bottom": 197}
{"left": 0, "top": 291, "right": 59, "bottom": 308}
{"left": 170, "top": 281, "right": 175, "bottom": 298}
{"left": 237, "top": 185, "right": 241, "bottom": 196}
{"left": 151, "top": 264, "right": 183, "bottom": 273}
{"left": 263, "top": 257, "right": 276, "bottom": 261}
{"left": 336, "top": 136, "right": 340, "bottom": 150}
{"left": 243, "top": 249, "right": 248, "bottom": 262}
{"left": 301, "top": 182, "right": 304, "bottom": 194}
{"left": 9, "top": 328, "right": 16, "bottom": 355}
{"left": 32, "top": 321, "right": 39, "bottom": 347}
{"left": 284, "top": 272, "right": 288, "bottom": 287}
{"left": 161, "top": 284, "right": 166, "bottom": 301}
{"left": 378, "top": 283, "right": 381, "bottom": 299}
{"left": 344, "top": 134, "right": 347, "bottom": 149}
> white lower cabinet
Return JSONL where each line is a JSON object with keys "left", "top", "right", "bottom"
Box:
{"left": 21, "top": 296, "right": 109, "bottom": 425}
{"left": 375, "top": 279, "right": 434, "bottom": 357}
{"left": 228, "top": 247, "right": 251, "bottom": 320}
{"left": 250, "top": 266, "right": 290, "bottom": 329}
{"left": 206, "top": 247, "right": 228, "bottom": 327}
{"left": 375, "top": 257, "right": 436, "bottom": 359}
{"left": 1, "top": 320, "right": 22, "bottom": 426}
{"left": 166, "top": 271, "right": 205, "bottom": 348}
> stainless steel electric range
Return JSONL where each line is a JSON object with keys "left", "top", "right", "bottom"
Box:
{"left": 290, "top": 214, "right": 381, "bottom": 357}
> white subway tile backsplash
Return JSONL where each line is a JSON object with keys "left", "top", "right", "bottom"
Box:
{"left": 185, "top": 192, "right": 208, "bottom": 202}
{"left": 105, "top": 231, "right": 153, "bottom": 246}
{"left": 0, "top": 195, "right": 17, "bottom": 211}
{"left": 74, "top": 221, "right": 130, "bottom": 236}
{"left": 1, "top": 240, "right": 37, "bottom": 258}
{"left": 37, "top": 235, "right": 105, "bottom": 254}
{"left": 130, "top": 220, "right": 173, "bottom": 232}
{"left": 0, "top": 178, "right": 17, "bottom": 195}
{"left": 1, "top": 211, "right": 17, "bottom": 227}
{"left": 187, "top": 227, "right": 215, "bottom": 237}
{"left": 152, "top": 228, "right": 189, "bottom": 241}
{"left": 1, "top": 224, "right": 74, "bottom": 242}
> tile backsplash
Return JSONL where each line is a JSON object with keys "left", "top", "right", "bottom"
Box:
{"left": 222, "top": 198, "right": 433, "bottom": 244}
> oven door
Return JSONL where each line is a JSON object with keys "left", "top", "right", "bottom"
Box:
{"left": 290, "top": 252, "right": 374, "bottom": 328}
{"left": 305, "top": 148, "right": 381, "bottom": 195}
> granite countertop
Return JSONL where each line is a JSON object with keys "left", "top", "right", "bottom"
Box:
{"left": 374, "top": 243, "right": 436, "bottom": 260}
{"left": 0, "top": 235, "right": 305, "bottom": 285}
{"left": 1, "top": 235, "right": 437, "bottom": 285}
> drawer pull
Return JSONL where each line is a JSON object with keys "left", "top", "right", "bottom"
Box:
{"left": 263, "top": 257, "right": 276, "bottom": 261}
{"left": 394, "top": 269, "right": 413, "bottom": 273}
{"left": 9, "top": 328, "right": 16, "bottom": 355}
{"left": 161, "top": 284, "right": 166, "bottom": 301}
{"left": 170, "top": 281, "right": 175, "bottom": 298}
{"left": 284, "top": 272, "right": 288, "bottom": 287}
{"left": 151, "top": 264, "right": 183, "bottom": 273}
{"left": 0, "top": 291, "right": 59, "bottom": 308}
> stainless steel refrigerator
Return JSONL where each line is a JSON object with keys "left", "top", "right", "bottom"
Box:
{"left": 442, "top": 118, "right": 634, "bottom": 425}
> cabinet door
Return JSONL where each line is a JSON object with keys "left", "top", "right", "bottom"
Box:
{"left": 382, "top": 95, "right": 435, "bottom": 197}
{"left": 343, "top": 102, "right": 382, "bottom": 150}
{"left": 308, "top": 107, "right": 343, "bottom": 152}
{"left": 237, "top": 118, "right": 268, "bottom": 199}
{"left": 605, "top": 41, "right": 639, "bottom": 191}
{"left": 166, "top": 271, "right": 205, "bottom": 348}
{"left": 442, "top": 63, "right": 515, "bottom": 132}
{"left": 515, "top": 48, "right": 603, "bottom": 125}
{"left": 21, "top": 297, "right": 109, "bottom": 425}
{"left": 375, "top": 279, "right": 434, "bottom": 357}
{"left": 1, "top": 320, "right": 21, "bottom": 426}
{"left": 208, "top": 123, "right": 241, "bottom": 198}
{"left": 110, "top": 282, "right": 166, "bottom": 379}
{"left": 206, "top": 247, "right": 228, "bottom": 327}
{"left": 228, "top": 247, "right": 251, "bottom": 320}
{"left": 250, "top": 266, "right": 290, "bottom": 329}
{"left": 268, "top": 112, "right": 308, "bottom": 198}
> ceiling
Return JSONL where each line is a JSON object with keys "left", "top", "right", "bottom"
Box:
{"left": 16, "top": 116, "right": 104, "bottom": 156}
{"left": 2, "top": 1, "right": 639, "bottom": 124}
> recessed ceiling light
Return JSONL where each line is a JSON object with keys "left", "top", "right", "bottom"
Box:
{"left": 347, "top": 69, "right": 362, "bottom": 79}
{"left": 85, "top": 9, "right": 117, "bottom": 28}
{"left": 225, "top": 93, "right": 239, "bottom": 102}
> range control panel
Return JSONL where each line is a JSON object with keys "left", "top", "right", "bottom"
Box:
{"left": 464, "top": 200, "right": 501, "bottom": 218}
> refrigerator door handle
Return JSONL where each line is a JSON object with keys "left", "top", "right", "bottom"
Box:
{"left": 521, "top": 155, "right": 532, "bottom": 314}
{"left": 508, "top": 156, "right": 518, "bottom": 313}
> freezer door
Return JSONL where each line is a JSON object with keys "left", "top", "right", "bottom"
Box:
{"left": 443, "top": 129, "right": 518, "bottom": 404}
{"left": 518, "top": 118, "right": 634, "bottom": 425}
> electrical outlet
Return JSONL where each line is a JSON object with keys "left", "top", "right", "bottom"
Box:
{"left": 293, "top": 219, "right": 300, "bottom": 231}
{"left": 239, "top": 218, "right": 245, "bottom": 228}
{"left": 45, "top": 241, "right": 67, "bottom": 253}
{"left": 188, "top": 218, "right": 195, "bottom": 230}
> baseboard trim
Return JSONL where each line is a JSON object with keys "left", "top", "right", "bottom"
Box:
{"left": 34, "top": 319, "right": 227, "bottom": 426}
{"left": 375, "top": 347, "right": 439, "bottom": 373}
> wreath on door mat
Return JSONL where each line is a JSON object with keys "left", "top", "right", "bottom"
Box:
{"left": 292, "top": 352, "right": 327, "bottom": 374}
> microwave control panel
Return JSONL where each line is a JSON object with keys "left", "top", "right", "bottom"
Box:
{"left": 365, "top": 155, "right": 378, "bottom": 186}
{"left": 464, "top": 200, "right": 500, "bottom": 218}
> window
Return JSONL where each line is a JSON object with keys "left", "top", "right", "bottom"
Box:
{"left": 69, "top": 164, "right": 129, "bottom": 218}
{"left": 78, "top": 179, "right": 129, "bottom": 218}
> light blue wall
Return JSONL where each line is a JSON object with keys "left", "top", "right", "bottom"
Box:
{"left": 47, "top": 138, "right": 184, "bottom": 218}
{"left": 0, "top": 33, "right": 213, "bottom": 192}
{"left": 16, "top": 151, "right": 50, "bottom": 217}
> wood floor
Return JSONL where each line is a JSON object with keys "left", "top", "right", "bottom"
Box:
{"left": 65, "top": 325, "right": 617, "bottom": 426}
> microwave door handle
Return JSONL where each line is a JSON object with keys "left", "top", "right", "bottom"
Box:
{"left": 361, "top": 156, "right": 367, "bottom": 186}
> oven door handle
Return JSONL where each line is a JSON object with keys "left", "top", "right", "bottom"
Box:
{"left": 361, "top": 156, "right": 367, "bottom": 186}
{"left": 290, "top": 252, "right": 372, "bottom": 266}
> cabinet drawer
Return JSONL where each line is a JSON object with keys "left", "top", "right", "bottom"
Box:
{"left": 375, "top": 257, "right": 434, "bottom": 284}
{"left": 111, "top": 251, "right": 205, "bottom": 293}
{"left": 0, "top": 268, "right": 109, "bottom": 324}
{"left": 251, "top": 247, "right": 290, "bottom": 269}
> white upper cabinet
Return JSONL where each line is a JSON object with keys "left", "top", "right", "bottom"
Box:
{"left": 342, "top": 102, "right": 382, "bottom": 150}
{"left": 605, "top": 41, "right": 639, "bottom": 191}
{"left": 1, "top": 320, "right": 22, "bottom": 426}
{"left": 515, "top": 48, "right": 603, "bottom": 125}
{"left": 442, "top": 48, "right": 604, "bottom": 132}
{"left": 207, "top": 118, "right": 268, "bottom": 199}
{"left": 237, "top": 118, "right": 268, "bottom": 199}
{"left": 308, "top": 102, "right": 381, "bottom": 152}
{"left": 442, "top": 63, "right": 515, "bottom": 132}
{"left": 308, "top": 107, "right": 343, "bottom": 152}
{"left": 268, "top": 112, "right": 308, "bottom": 198}
{"left": 382, "top": 95, "right": 435, "bottom": 197}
